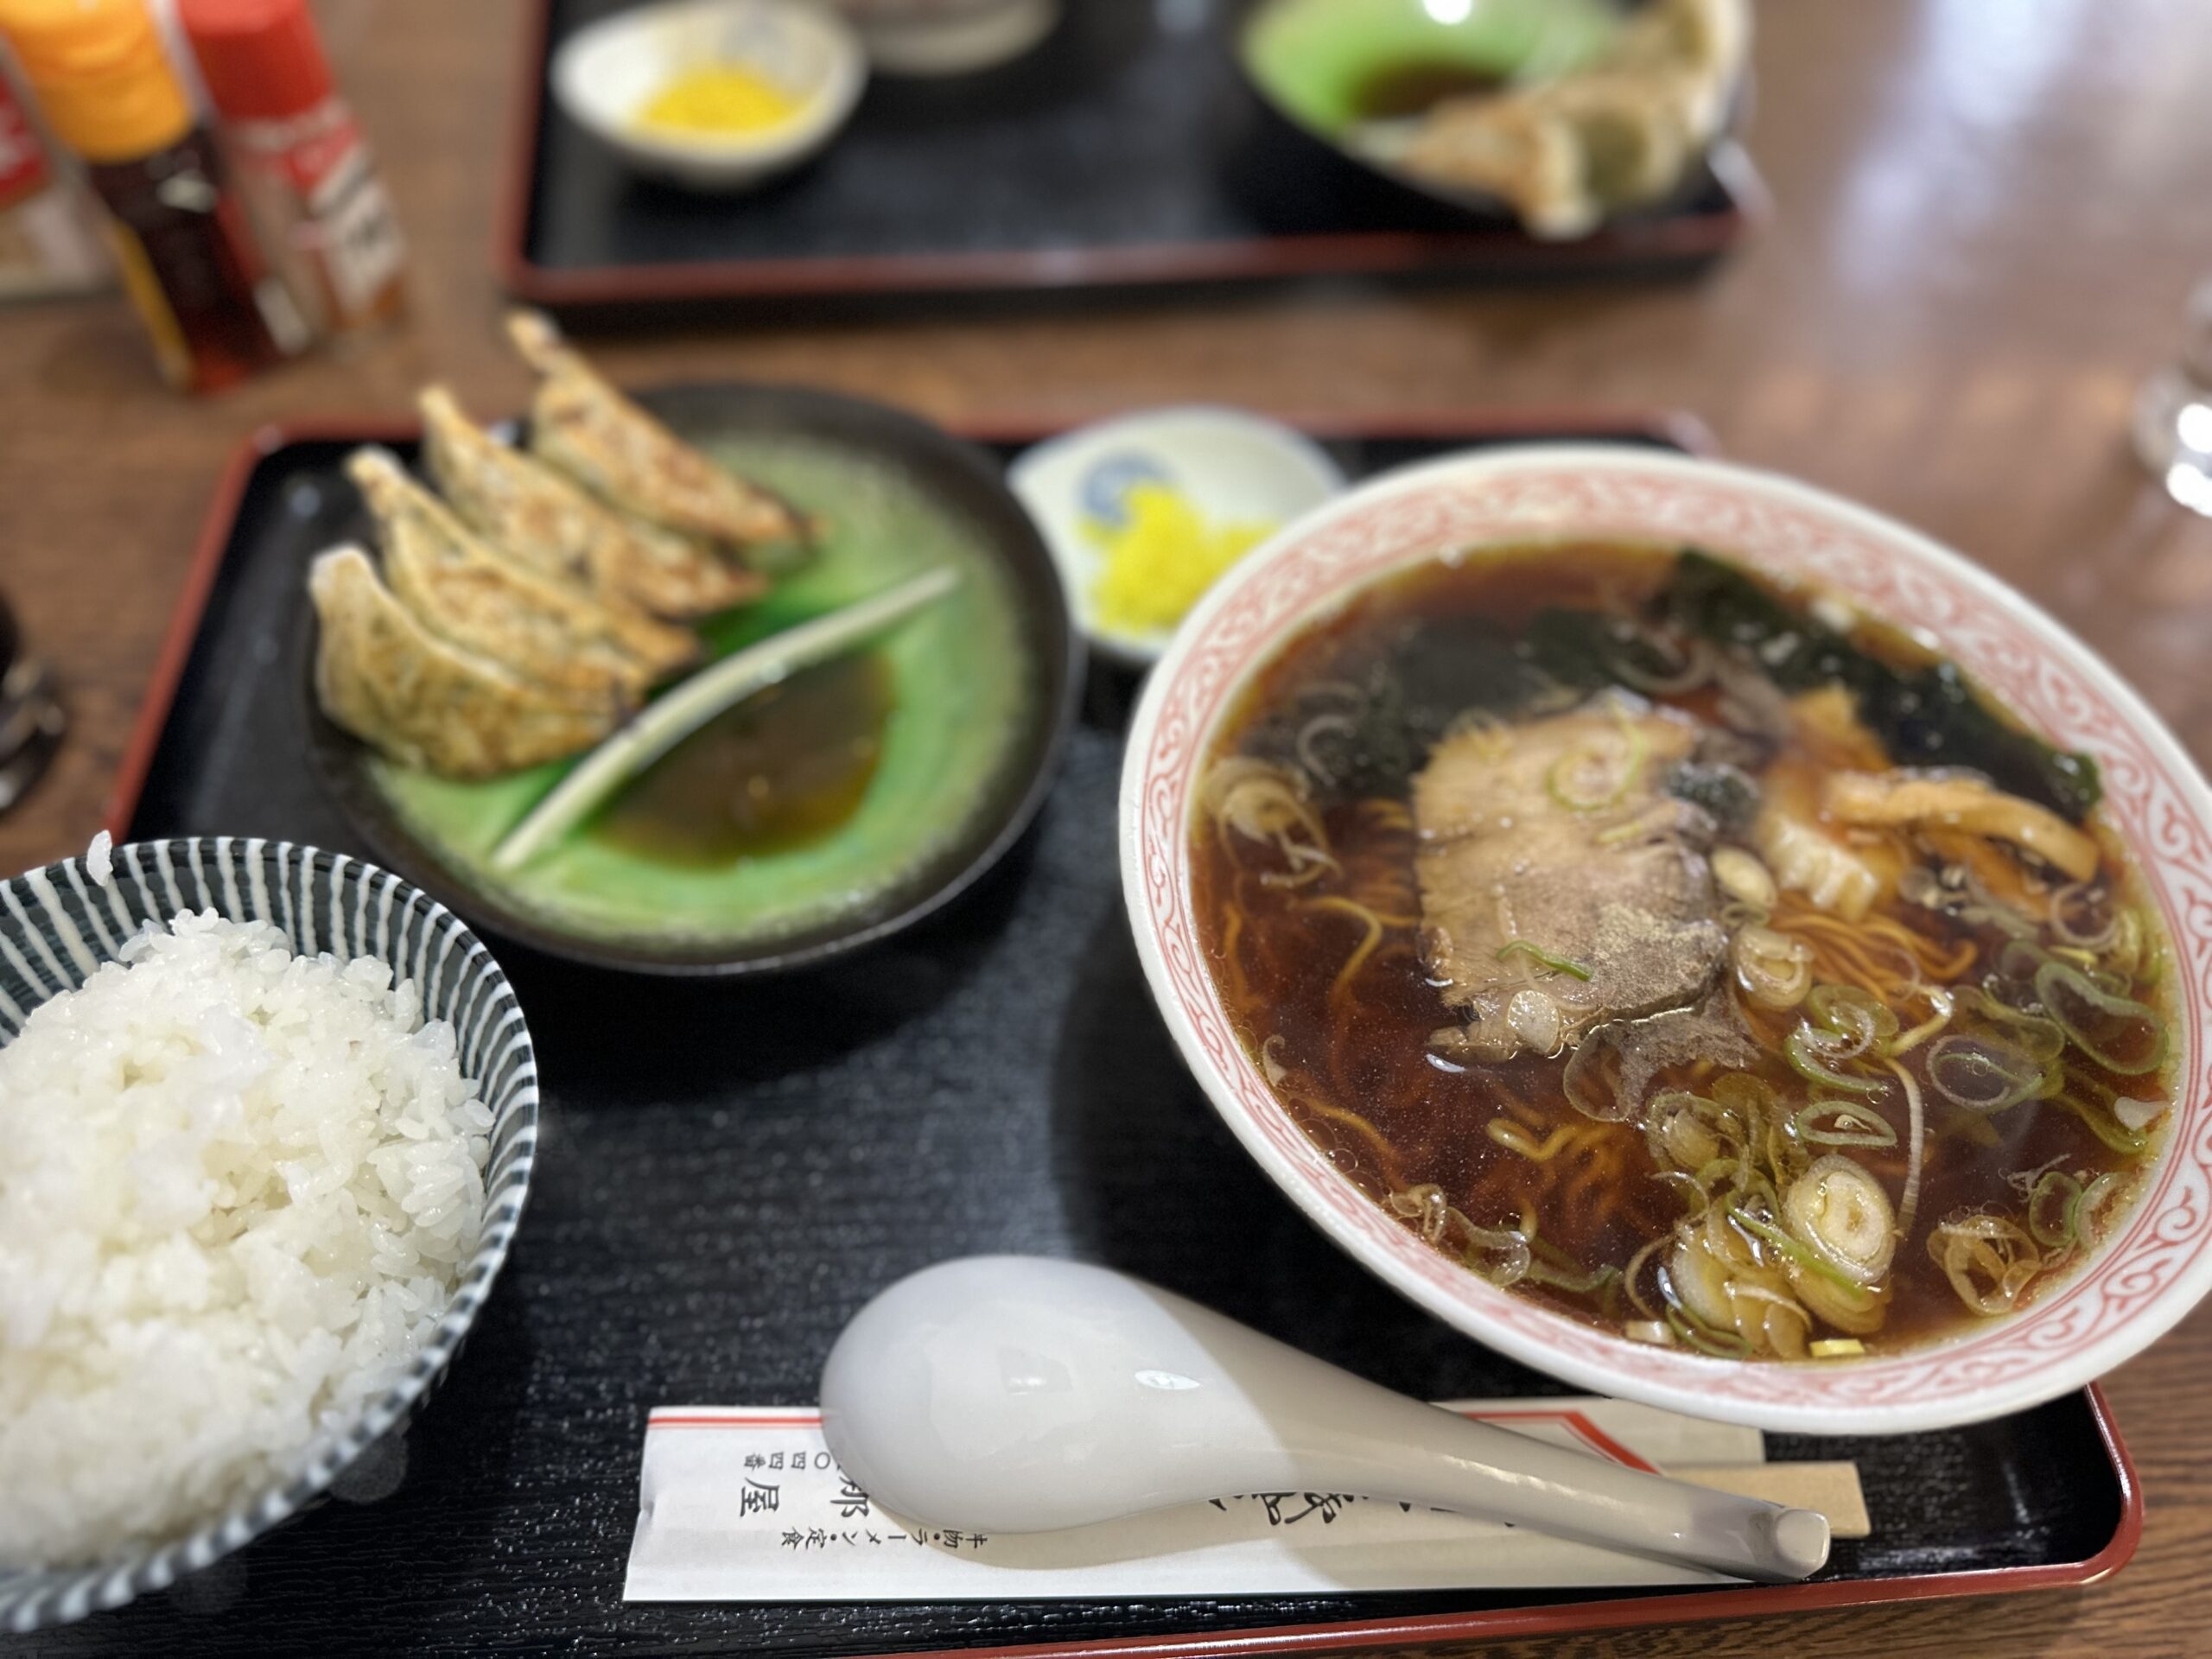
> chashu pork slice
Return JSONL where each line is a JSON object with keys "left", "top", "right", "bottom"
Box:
{"left": 507, "top": 310, "right": 807, "bottom": 550}
{"left": 310, "top": 547, "right": 618, "bottom": 778}
{"left": 1414, "top": 699, "right": 1727, "bottom": 1061}
{"left": 349, "top": 448, "right": 693, "bottom": 702}
{"left": 419, "top": 386, "right": 765, "bottom": 620}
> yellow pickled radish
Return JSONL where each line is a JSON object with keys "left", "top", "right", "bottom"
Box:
{"left": 1086, "top": 482, "right": 1275, "bottom": 638}
{"left": 636, "top": 64, "right": 802, "bottom": 137}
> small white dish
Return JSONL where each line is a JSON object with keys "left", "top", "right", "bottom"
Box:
{"left": 550, "top": 0, "right": 868, "bottom": 193}
{"left": 835, "top": 0, "right": 1062, "bottom": 76}
{"left": 1009, "top": 406, "right": 1345, "bottom": 668}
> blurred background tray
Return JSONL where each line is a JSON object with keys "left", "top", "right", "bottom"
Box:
{"left": 499, "top": 0, "right": 1762, "bottom": 315}
{"left": 54, "top": 409, "right": 2135, "bottom": 1656}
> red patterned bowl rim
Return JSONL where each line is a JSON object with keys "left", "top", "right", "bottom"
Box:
{"left": 1117, "top": 444, "right": 2212, "bottom": 1434}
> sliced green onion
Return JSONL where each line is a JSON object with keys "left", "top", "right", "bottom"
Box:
{"left": 1957, "top": 986, "right": 2068, "bottom": 1064}
{"left": 1786, "top": 1027, "right": 1887, "bottom": 1093}
{"left": 1692, "top": 1154, "right": 1748, "bottom": 1192}
{"left": 1525, "top": 1258, "right": 1619, "bottom": 1298}
{"left": 1497, "top": 938, "right": 1594, "bottom": 981}
{"left": 1712, "top": 1072, "right": 1777, "bottom": 1115}
{"left": 1645, "top": 1091, "right": 1734, "bottom": 1173}
{"left": 2069, "top": 1172, "right": 2122, "bottom": 1243}
{"left": 1887, "top": 987, "right": 1955, "bottom": 1056}
{"left": 1998, "top": 937, "right": 2053, "bottom": 983}
{"left": 1726, "top": 1205, "right": 1867, "bottom": 1294}
{"left": 493, "top": 567, "right": 961, "bottom": 869}
{"left": 1784, "top": 986, "right": 1901, "bottom": 1093}
{"left": 1732, "top": 925, "right": 1813, "bottom": 1011}
{"left": 1665, "top": 1304, "right": 1753, "bottom": 1358}
{"left": 2056, "top": 1092, "right": 2151, "bottom": 1155}
{"left": 1783, "top": 1153, "right": 1900, "bottom": 1284}
{"left": 2026, "top": 1169, "right": 2083, "bottom": 1249}
{"left": 1792, "top": 1100, "right": 1899, "bottom": 1148}
{"left": 1926, "top": 1034, "right": 2049, "bottom": 1112}
{"left": 1809, "top": 1338, "right": 1867, "bottom": 1358}
{"left": 2033, "top": 959, "right": 2169, "bottom": 1077}
{"left": 1546, "top": 702, "right": 1649, "bottom": 812}
{"left": 2050, "top": 881, "right": 2117, "bottom": 950}
{"left": 1654, "top": 1167, "right": 1713, "bottom": 1217}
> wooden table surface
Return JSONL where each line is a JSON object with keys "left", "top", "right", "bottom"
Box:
{"left": 4, "top": 1, "right": 2211, "bottom": 1653}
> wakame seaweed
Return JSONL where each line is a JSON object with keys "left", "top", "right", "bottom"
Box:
{"left": 1660, "top": 550, "right": 2102, "bottom": 822}
{"left": 1301, "top": 616, "right": 1545, "bottom": 796}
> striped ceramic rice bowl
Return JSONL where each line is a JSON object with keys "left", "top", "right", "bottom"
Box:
{"left": 0, "top": 837, "right": 538, "bottom": 1633}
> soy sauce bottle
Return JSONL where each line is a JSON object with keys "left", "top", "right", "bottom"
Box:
{"left": 0, "top": 0, "right": 305, "bottom": 391}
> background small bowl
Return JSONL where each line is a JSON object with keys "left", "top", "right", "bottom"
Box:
{"left": 1121, "top": 444, "right": 2212, "bottom": 1436}
{"left": 1009, "top": 406, "right": 1345, "bottom": 668}
{"left": 551, "top": 0, "right": 867, "bottom": 192}
{"left": 0, "top": 839, "right": 537, "bottom": 1633}
{"left": 834, "top": 0, "right": 1062, "bottom": 76}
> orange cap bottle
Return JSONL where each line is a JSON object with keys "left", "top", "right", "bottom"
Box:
{"left": 0, "top": 0, "right": 304, "bottom": 389}
{"left": 0, "top": 0, "right": 190, "bottom": 162}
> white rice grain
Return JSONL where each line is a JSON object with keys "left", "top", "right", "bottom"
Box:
{"left": 0, "top": 912, "right": 490, "bottom": 1568}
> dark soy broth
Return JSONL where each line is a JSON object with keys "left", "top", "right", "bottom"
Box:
{"left": 1192, "top": 546, "right": 2173, "bottom": 1359}
{"left": 599, "top": 652, "right": 893, "bottom": 866}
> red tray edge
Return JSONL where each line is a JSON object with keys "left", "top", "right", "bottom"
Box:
{"left": 861, "top": 1380, "right": 2142, "bottom": 1659}
{"left": 105, "top": 409, "right": 2145, "bottom": 1653}
{"left": 489, "top": 2, "right": 1762, "bottom": 308}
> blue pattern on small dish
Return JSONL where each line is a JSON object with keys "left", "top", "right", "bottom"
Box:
{"left": 1077, "top": 451, "right": 1174, "bottom": 530}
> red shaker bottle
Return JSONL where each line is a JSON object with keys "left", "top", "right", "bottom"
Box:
{"left": 178, "top": 0, "right": 405, "bottom": 340}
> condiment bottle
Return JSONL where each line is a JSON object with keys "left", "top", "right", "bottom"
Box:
{"left": 0, "top": 61, "right": 111, "bottom": 297}
{"left": 176, "top": 0, "right": 404, "bottom": 340}
{"left": 0, "top": 0, "right": 304, "bottom": 391}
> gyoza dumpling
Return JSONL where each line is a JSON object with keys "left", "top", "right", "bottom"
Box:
{"left": 506, "top": 309, "right": 809, "bottom": 550}
{"left": 309, "top": 546, "right": 617, "bottom": 778}
{"left": 419, "top": 386, "right": 766, "bottom": 620}
{"left": 348, "top": 448, "right": 694, "bottom": 701}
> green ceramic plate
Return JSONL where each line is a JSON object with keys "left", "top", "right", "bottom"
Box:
{"left": 307, "top": 383, "right": 1079, "bottom": 976}
{"left": 1238, "top": 0, "right": 1621, "bottom": 216}
{"left": 1241, "top": 0, "right": 1617, "bottom": 135}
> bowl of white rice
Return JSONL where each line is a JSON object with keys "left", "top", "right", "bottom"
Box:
{"left": 0, "top": 836, "right": 538, "bottom": 1633}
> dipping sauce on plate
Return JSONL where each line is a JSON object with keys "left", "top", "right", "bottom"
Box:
{"left": 598, "top": 651, "right": 893, "bottom": 865}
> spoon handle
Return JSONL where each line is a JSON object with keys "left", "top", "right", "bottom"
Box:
{"left": 1280, "top": 1387, "right": 1828, "bottom": 1582}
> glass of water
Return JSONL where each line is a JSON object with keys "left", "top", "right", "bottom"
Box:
{"left": 2134, "top": 277, "right": 2212, "bottom": 518}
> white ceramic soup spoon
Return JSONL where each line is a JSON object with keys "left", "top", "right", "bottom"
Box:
{"left": 819, "top": 1256, "right": 1830, "bottom": 1583}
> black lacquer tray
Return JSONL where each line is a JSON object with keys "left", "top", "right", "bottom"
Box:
{"left": 498, "top": 0, "right": 1762, "bottom": 315}
{"left": 35, "top": 407, "right": 2135, "bottom": 1658}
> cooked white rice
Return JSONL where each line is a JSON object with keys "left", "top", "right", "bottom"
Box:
{"left": 0, "top": 911, "right": 492, "bottom": 1568}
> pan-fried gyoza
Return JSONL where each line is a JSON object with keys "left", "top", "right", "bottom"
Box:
{"left": 348, "top": 447, "right": 695, "bottom": 702}
{"left": 418, "top": 387, "right": 766, "bottom": 620}
{"left": 309, "top": 547, "right": 620, "bottom": 777}
{"left": 506, "top": 310, "right": 809, "bottom": 551}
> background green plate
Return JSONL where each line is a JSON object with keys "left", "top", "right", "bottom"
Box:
{"left": 1239, "top": 0, "right": 1617, "bottom": 140}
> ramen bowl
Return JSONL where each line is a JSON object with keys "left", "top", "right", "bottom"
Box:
{"left": 1119, "top": 444, "right": 2212, "bottom": 1435}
